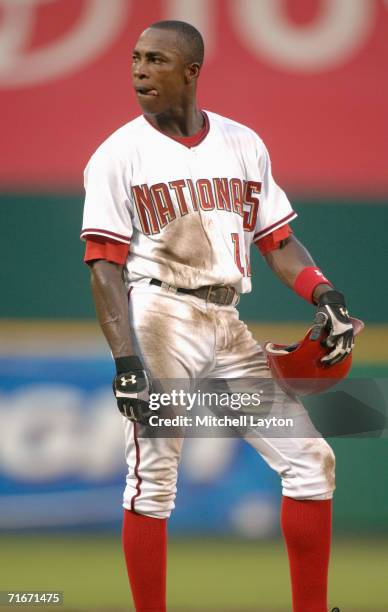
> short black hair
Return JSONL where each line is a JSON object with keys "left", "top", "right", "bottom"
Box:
{"left": 149, "top": 20, "right": 204, "bottom": 66}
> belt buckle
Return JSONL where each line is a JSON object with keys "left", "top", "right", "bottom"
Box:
{"left": 208, "top": 285, "right": 222, "bottom": 304}
{"left": 225, "top": 286, "right": 233, "bottom": 305}
{"left": 219, "top": 286, "right": 228, "bottom": 305}
{"left": 224, "top": 287, "right": 231, "bottom": 305}
{"left": 210, "top": 285, "right": 227, "bottom": 305}
{"left": 206, "top": 285, "right": 235, "bottom": 305}
{"left": 225, "top": 286, "right": 235, "bottom": 305}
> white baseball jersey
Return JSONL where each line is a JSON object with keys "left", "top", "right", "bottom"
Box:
{"left": 81, "top": 111, "right": 296, "bottom": 294}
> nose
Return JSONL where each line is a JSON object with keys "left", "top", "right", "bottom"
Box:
{"left": 132, "top": 59, "right": 149, "bottom": 80}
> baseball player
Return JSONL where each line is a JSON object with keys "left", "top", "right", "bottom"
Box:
{"left": 81, "top": 21, "right": 355, "bottom": 612}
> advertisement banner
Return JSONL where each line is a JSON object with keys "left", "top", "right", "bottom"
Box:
{"left": 0, "top": 0, "right": 387, "bottom": 195}
{"left": 0, "top": 356, "right": 279, "bottom": 533}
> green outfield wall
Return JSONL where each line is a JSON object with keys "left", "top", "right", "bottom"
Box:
{"left": 1, "top": 193, "right": 387, "bottom": 321}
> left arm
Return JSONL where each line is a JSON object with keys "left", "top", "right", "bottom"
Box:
{"left": 264, "top": 234, "right": 354, "bottom": 365}
{"left": 264, "top": 234, "right": 332, "bottom": 304}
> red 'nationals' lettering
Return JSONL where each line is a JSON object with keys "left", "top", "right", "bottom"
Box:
{"left": 132, "top": 178, "right": 261, "bottom": 235}
{"left": 132, "top": 184, "right": 160, "bottom": 235}
{"left": 244, "top": 181, "right": 261, "bottom": 231}
{"left": 151, "top": 183, "right": 176, "bottom": 228}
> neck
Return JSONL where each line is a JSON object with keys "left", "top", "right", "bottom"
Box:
{"left": 144, "top": 102, "right": 204, "bottom": 138}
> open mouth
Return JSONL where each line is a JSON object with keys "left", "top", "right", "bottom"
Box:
{"left": 135, "top": 87, "right": 158, "bottom": 97}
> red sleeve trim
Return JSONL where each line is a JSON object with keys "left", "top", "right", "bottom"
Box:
{"left": 253, "top": 211, "right": 297, "bottom": 241}
{"left": 80, "top": 228, "right": 130, "bottom": 244}
{"left": 84, "top": 236, "right": 129, "bottom": 265}
{"left": 255, "top": 224, "right": 292, "bottom": 255}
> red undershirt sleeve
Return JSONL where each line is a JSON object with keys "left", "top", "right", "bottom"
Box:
{"left": 84, "top": 236, "right": 129, "bottom": 265}
{"left": 255, "top": 224, "right": 292, "bottom": 256}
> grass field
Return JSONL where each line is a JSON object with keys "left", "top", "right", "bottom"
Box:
{"left": 0, "top": 535, "right": 387, "bottom": 611}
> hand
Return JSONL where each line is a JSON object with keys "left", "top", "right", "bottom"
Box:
{"left": 310, "top": 290, "right": 354, "bottom": 366}
{"left": 113, "top": 356, "right": 153, "bottom": 424}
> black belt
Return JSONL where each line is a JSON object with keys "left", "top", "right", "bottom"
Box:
{"left": 150, "top": 279, "right": 237, "bottom": 306}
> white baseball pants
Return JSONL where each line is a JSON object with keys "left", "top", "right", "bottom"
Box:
{"left": 123, "top": 283, "right": 335, "bottom": 518}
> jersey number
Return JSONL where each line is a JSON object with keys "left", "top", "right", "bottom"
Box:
{"left": 231, "top": 233, "right": 251, "bottom": 277}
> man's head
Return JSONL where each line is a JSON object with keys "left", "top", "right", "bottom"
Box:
{"left": 132, "top": 21, "right": 204, "bottom": 115}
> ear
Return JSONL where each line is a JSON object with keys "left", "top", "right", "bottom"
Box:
{"left": 185, "top": 62, "right": 201, "bottom": 83}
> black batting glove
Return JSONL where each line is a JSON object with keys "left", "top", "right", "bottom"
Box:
{"left": 113, "top": 356, "right": 153, "bottom": 424}
{"left": 310, "top": 290, "right": 354, "bottom": 366}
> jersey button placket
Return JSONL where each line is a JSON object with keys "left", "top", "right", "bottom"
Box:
{"left": 187, "top": 147, "right": 207, "bottom": 229}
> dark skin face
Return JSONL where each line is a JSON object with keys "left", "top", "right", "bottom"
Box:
{"left": 132, "top": 28, "right": 203, "bottom": 136}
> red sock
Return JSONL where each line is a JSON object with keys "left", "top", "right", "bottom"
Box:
{"left": 281, "top": 496, "right": 332, "bottom": 612}
{"left": 122, "top": 509, "right": 167, "bottom": 611}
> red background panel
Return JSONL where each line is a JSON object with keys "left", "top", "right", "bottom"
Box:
{"left": 0, "top": 0, "right": 387, "bottom": 196}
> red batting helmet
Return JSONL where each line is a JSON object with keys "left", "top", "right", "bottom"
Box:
{"left": 264, "top": 317, "right": 364, "bottom": 396}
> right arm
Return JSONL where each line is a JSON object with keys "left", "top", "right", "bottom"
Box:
{"left": 82, "top": 147, "right": 133, "bottom": 358}
{"left": 90, "top": 258, "right": 152, "bottom": 423}
{"left": 89, "top": 259, "right": 135, "bottom": 359}
{"left": 81, "top": 148, "right": 150, "bottom": 421}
